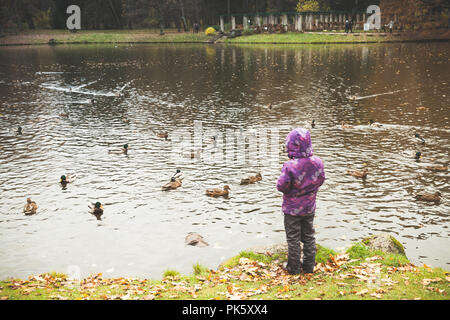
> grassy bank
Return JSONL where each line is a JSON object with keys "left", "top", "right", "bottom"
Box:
{"left": 1, "top": 242, "right": 448, "bottom": 300}
{"left": 224, "top": 30, "right": 450, "bottom": 44}
{"left": 225, "top": 32, "right": 389, "bottom": 44}
{"left": 0, "top": 29, "right": 210, "bottom": 46}
{"left": 1, "top": 29, "right": 449, "bottom": 46}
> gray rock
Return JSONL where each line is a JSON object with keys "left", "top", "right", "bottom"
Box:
{"left": 185, "top": 232, "right": 209, "bottom": 247}
{"left": 362, "top": 233, "right": 406, "bottom": 255}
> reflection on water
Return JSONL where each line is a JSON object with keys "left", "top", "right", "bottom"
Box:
{"left": 0, "top": 42, "right": 449, "bottom": 279}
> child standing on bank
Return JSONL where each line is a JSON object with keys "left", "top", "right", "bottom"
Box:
{"left": 277, "top": 128, "right": 325, "bottom": 275}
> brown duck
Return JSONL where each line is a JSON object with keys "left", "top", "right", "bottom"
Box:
{"left": 425, "top": 164, "right": 448, "bottom": 172}
{"left": 347, "top": 167, "right": 369, "bottom": 179}
{"left": 206, "top": 185, "right": 230, "bottom": 198}
{"left": 24, "top": 198, "right": 38, "bottom": 215}
{"left": 157, "top": 131, "right": 169, "bottom": 140}
{"left": 161, "top": 170, "right": 183, "bottom": 191}
{"left": 240, "top": 173, "right": 262, "bottom": 185}
{"left": 415, "top": 191, "right": 441, "bottom": 203}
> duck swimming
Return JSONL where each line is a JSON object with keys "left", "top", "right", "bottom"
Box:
{"left": 311, "top": 120, "right": 316, "bottom": 128}
{"left": 347, "top": 167, "right": 369, "bottom": 179}
{"left": 109, "top": 144, "right": 129, "bottom": 154}
{"left": 425, "top": 164, "right": 448, "bottom": 172}
{"left": 240, "top": 173, "right": 262, "bottom": 185}
{"left": 414, "top": 151, "right": 422, "bottom": 160}
{"left": 206, "top": 185, "right": 230, "bottom": 198}
{"left": 60, "top": 174, "right": 77, "bottom": 188}
{"left": 414, "top": 133, "right": 425, "bottom": 144}
{"left": 415, "top": 191, "right": 441, "bottom": 203}
{"left": 17, "top": 126, "right": 22, "bottom": 135}
{"left": 161, "top": 169, "right": 183, "bottom": 191}
{"left": 369, "top": 119, "right": 383, "bottom": 127}
{"left": 24, "top": 198, "right": 38, "bottom": 215}
{"left": 157, "top": 131, "right": 169, "bottom": 140}
{"left": 88, "top": 202, "right": 104, "bottom": 220}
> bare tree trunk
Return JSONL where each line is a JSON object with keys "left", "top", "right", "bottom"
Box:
{"left": 123, "top": 0, "right": 132, "bottom": 29}
{"left": 14, "top": 0, "right": 23, "bottom": 31}
{"left": 156, "top": 0, "right": 165, "bottom": 35}
{"left": 193, "top": 0, "right": 199, "bottom": 25}
{"left": 178, "top": 0, "right": 188, "bottom": 31}
{"left": 108, "top": 0, "right": 121, "bottom": 28}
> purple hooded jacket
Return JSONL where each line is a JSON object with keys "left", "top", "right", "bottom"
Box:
{"left": 277, "top": 128, "right": 325, "bottom": 216}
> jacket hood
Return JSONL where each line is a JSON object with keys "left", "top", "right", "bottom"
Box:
{"left": 285, "top": 128, "right": 313, "bottom": 159}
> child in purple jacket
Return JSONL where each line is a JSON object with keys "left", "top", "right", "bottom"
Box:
{"left": 277, "top": 128, "right": 325, "bottom": 274}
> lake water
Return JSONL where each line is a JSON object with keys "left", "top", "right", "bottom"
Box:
{"left": 0, "top": 42, "right": 449, "bottom": 279}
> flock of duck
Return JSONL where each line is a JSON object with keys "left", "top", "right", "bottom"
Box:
{"left": 340, "top": 119, "right": 446, "bottom": 203}
{"left": 19, "top": 126, "right": 263, "bottom": 219}
{"left": 18, "top": 116, "right": 447, "bottom": 218}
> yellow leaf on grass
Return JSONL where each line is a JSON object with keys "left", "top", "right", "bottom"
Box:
{"left": 423, "top": 264, "right": 433, "bottom": 272}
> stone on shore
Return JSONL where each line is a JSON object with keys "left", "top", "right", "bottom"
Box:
{"left": 362, "top": 233, "right": 406, "bottom": 256}
{"left": 185, "top": 232, "right": 209, "bottom": 247}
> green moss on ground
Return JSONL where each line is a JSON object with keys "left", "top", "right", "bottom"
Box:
{"left": 390, "top": 236, "right": 406, "bottom": 255}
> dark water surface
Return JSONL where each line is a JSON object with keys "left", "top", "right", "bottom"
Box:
{"left": 0, "top": 42, "right": 449, "bottom": 279}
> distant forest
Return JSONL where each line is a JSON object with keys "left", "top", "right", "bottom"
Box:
{"left": 0, "top": 0, "right": 447, "bottom": 32}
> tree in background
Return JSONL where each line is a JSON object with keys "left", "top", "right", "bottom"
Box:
{"left": 178, "top": 0, "right": 188, "bottom": 31}
{"left": 296, "top": 0, "right": 320, "bottom": 12}
{"left": 0, "top": 0, "right": 446, "bottom": 32}
{"left": 380, "top": 0, "right": 448, "bottom": 30}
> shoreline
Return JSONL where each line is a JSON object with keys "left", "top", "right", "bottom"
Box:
{"left": 0, "top": 29, "right": 449, "bottom": 46}
{"left": 1, "top": 238, "right": 448, "bottom": 300}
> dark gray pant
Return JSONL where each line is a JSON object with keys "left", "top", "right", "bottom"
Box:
{"left": 284, "top": 213, "right": 316, "bottom": 274}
